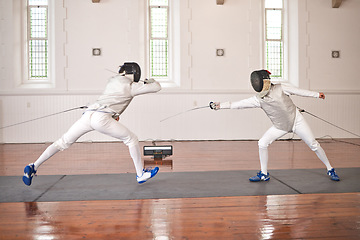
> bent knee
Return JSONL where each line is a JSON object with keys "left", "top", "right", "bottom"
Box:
{"left": 123, "top": 133, "right": 139, "bottom": 147}
{"left": 53, "top": 137, "right": 73, "bottom": 151}
{"left": 258, "top": 139, "right": 270, "bottom": 149}
{"left": 308, "top": 140, "right": 320, "bottom": 151}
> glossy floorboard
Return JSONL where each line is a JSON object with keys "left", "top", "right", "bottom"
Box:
{"left": 0, "top": 193, "right": 359, "bottom": 239}
{"left": 1, "top": 138, "right": 359, "bottom": 176}
{"left": 0, "top": 139, "right": 359, "bottom": 239}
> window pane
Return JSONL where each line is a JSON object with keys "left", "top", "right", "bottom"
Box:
{"left": 149, "top": 0, "right": 168, "bottom": 6}
{"left": 29, "top": 7, "right": 47, "bottom": 38}
{"left": 149, "top": 0, "right": 169, "bottom": 79}
{"left": 28, "top": 0, "right": 48, "bottom": 80}
{"left": 150, "top": 39, "right": 168, "bottom": 77}
{"left": 266, "top": 41, "right": 282, "bottom": 78}
{"left": 266, "top": 9, "right": 282, "bottom": 40}
{"left": 29, "top": 40, "right": 48, "bottom": 78}
{"left": 151, "top": 7, "right": 168, "bottom": 39}
{"left": 265, "top": 0, "right": 282, "bottom": 8}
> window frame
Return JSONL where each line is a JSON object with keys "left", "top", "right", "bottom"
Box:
{"left": 148, "top": 0, "right": 170, "bottom": 80}
{"left": 263, "top": 0, "right": 288, "bottom": 82}
{"left": 22, "top": 0, "right": 54, "bottom": 88}
{"left": 146, "top": 0, "right": 180, "bottom": 88}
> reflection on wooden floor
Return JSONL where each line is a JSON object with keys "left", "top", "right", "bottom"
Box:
{"left": 1, "top": 193, "right": 359, "bottom": 239}
{"left": 0, "top": 139, "right": 359, "bottom": 239}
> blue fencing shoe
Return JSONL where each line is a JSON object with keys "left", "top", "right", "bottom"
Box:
{"left": 22, "top": 163, "right": 37, "bottom": 186}
{"left": 327, "top": 168, "right": 340, "bottom": 181}
{"left": 249, "top": 171, "right": 270, "bottom": 182}
{"left": 137, "top": 167, "right": 159, "bottom": 184}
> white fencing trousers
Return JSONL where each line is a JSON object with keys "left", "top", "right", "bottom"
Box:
{"left": 34, "top": 111, "right": 144, "bottom": 176}
{"left": 257, "top": 111, "right": 333, "bottom": 175}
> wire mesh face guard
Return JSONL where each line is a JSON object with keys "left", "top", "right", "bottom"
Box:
{"left": 118, "top": 62, "right": 141, "bottom": 82}
{"left": 250, "top": 70, "right": 271, "bottom": 92}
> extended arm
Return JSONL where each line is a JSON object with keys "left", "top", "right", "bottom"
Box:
{"left": 211, "top": 96, "right": 261, "bottom": 110}
{"left": 281, "top": 84, "right": 324, "bottom": 99}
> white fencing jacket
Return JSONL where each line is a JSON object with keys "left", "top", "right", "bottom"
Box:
{"left": 220, "top": 84, "right": 320, "bottom": 132}
{"left": 89, "top": 75, "right": 162, "bottom": 115}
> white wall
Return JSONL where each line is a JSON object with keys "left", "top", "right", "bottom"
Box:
{"left": 0, "top": 0, "right": 359, "bottom": 143}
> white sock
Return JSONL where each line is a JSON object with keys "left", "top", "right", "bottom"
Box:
{"left": 129, "top": 144, "right": 144, "bottom": 176}
{"left": 34, "top": 143, "right": 60, "bottom": 170}
{"left": 259, "top": 147, "right": 268, "bottom": 175}
{"left": 315, "top": 146, "right": 332, "bottom": 171}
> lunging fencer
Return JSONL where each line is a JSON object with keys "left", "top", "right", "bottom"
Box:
{"left": 23, "top": 62, "right": 161, "bottom": 186}
{"left": 210, "top": 70, "right": 340, "bottom": 182}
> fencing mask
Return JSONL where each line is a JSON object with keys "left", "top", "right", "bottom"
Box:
{"left": 250, "top": 70, "right": 271, "bottom": 92}
{"left": 119, "top": 62, "right": 141, "bottom": 82}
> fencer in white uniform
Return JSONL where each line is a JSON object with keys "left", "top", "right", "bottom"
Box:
{"left": 23, "top": 62, "right": 161, "bottom": 186}
{"left": 210, "top": 70, "right": 340, "bottom": 182}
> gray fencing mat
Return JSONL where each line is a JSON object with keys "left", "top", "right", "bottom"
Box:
{"left": 1, "top": 168, "right": 359, "bottom": 202}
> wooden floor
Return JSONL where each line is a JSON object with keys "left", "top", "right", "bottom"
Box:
{"left": 1, "top": 139, "right": 359, "bottom": 239}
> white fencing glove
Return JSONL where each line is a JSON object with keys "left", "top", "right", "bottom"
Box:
{"left": 144, "top": 78, "right": 155, "bottom": 84}
{"left": 209, "top": 102, "right": 220, "bottom": 110}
